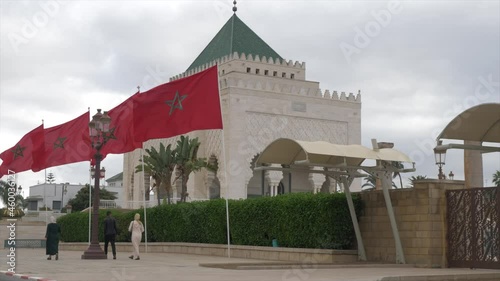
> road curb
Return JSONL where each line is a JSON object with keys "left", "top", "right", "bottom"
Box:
{"left": 378, "top": 272, "right": 500, "bottom": 281}
{"left": 0, "top": 270, "right": 56, "bottom": 281}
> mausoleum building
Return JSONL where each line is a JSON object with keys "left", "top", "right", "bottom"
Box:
{"left": 123, "top": 13, "right": 362, "bottom": 206}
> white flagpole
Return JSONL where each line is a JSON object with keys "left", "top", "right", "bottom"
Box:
{"left": 88, "top": 164, "right": 92, "bottom": 245}
{"left": 221, "top": 132, "right": 231, "bottom": 258}
{"left": 88, "top": 107, "right": 92, "bottom": 245}
{"left": 141, "top": 148, "right": 148, "bottom": 253}
{"left": 214, "top": 64, "right": 231, "bottom": 258}
{"left": 44, "top": 168, "right": 48, "bottom": 225}
{"left": 136, "top": 86, "right": 148, "bottom": 253}
{"left": 42, "top": 119, "right": 48, "bottom": 225}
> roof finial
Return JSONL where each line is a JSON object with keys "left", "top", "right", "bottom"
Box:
{"left": 232, "top": 0, "right": 237, "bottom": 13}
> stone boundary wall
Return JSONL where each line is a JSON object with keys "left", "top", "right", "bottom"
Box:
{"left": 359, "top": 180, "right": 466, "bottom": 267}
{"left": 60, "top": 242, "right": 357, "bottom": 263}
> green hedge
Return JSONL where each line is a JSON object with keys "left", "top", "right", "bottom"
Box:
{"left": 57, "top": 209, "right": 141, "bottom": 242}
{"left": 57, "top": 192, "right": 362, "bottom": 249}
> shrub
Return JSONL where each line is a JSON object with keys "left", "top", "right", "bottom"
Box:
{"left": 57, "top": 192, "right": 362, "bottom": 249}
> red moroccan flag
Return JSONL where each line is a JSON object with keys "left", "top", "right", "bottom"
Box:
{"left": 99, "top": 92, "right": 143, "bottom": 161}
{"left": 132, "top": 65, "right": 222, "bottom": 142}
{"left": 0, "top": 124, "right": 44, "bottom": 177}
{"left": 32, "top": 112, "right": 92, "bottom": 172}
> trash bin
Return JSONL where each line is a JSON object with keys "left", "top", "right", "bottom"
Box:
{"left": 272, "top": 239, "right": 279, "bottom": 247}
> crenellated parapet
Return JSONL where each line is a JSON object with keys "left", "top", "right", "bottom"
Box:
{"left": 218, "top": 76, "right": 361, "bottom": 103}
{"left": 168, "top": 52, "right": 360, "bottom": 103}
{"left": 169, "top": 52, "right": 305, "bottom": 82}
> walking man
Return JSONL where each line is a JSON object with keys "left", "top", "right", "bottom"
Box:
{"left": 103, "top": 211, "right": 118, "bottom": 259}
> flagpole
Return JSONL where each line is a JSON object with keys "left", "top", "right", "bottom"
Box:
{"left": 214, "top": 64, "right": 231, "bottom": 258}
{"left": 141, "top": 147, "right": 148, "bottom": 253}
{"left": 221, "top": 130, "right": 231, "bottom": 258}
{"left": 88, "top": 164, "right": 92, "bottom": 245}
{"left": 42, "top": 119, "right": 49, "bottom": 225}
{"left": 137, "top": 86, "right": 148, "bottom": 253}
{"left": 87, "top": 108, "right": 92, "bottom": 245}
{"left": 44, "top": 169, "right": 48, "bottom": 225}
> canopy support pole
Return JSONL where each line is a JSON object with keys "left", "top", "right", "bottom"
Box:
{"left": 365, "top": 169, "right": 406, "bottom": 264}
{"left": 329, "top": 171, "right": 366, "bottom": 261}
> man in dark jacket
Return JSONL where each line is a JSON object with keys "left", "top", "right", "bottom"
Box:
{"left": 103, "top": 211, "right": 118, "bottom": 259}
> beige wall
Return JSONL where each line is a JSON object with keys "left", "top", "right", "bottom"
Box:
{"left": 359, "top": 180, "right": 466, "bottom": 267}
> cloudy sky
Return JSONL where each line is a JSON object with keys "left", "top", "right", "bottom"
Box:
{"left": 0, "top": 0, "right": 499, "bottom": 196}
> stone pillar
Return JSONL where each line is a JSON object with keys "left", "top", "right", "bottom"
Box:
{"left": 321, "top": 168, "right": 337, "bottom": 193}
{"left": 282, "top": 165, "right": 291, "bottom": 193}
{"left": 464, "top": 140, "right": 484, "bottom": 188}
{"left": 205, "top": 156, "right": 219, "bottom": 199}
{"left": 309, "top": 171, "right": 325, "bottom": 193}
{"left": 265, "top": 170, "right": 282, "bottom": 197}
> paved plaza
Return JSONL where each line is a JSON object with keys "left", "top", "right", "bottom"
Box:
{"left": 0, "top": 248, "right": 498, "bottom": 281}
{"left": 1, "top": 221, "right": 499, "bottom": 281}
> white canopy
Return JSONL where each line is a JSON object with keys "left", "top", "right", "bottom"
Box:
{"left": 437, "top": 103, "right": 500, "bottom": 143}
{"left": 256, "top": 138, "right": 414, "bottom": 167}
{"left": 255, "top": 138, "right": 414, "bottom": 264}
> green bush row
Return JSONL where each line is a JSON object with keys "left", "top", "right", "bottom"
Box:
{"left": 57, "top": 192, "right": 362, "bottom": 249}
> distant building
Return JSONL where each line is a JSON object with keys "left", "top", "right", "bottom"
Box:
{"left": 105, "top": 172, "right": 125, "bottom": 208}
{"left": 26, "top": 183, "right": 84, "bottom": 211}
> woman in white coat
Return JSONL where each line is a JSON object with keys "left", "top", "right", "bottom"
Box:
{"left": 128, "top": 213, "right": 144, "bottom": 260}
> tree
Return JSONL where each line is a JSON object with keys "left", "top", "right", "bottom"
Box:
{"left": 493, "top": 171, "right": 500, "bottom": 187}
{"left": 362, "top": 174, "right": 376, "bottom": 190}
{"left": 362, "top": 172, "right": 399, "bottom": 190}
{"left": 409, "top": 175, "right": 427, "bottom": 188}
{"left": 67, "top": 184, "right": 116, "bottom": 212}
{"left": 136, "top": 143, "right": 176, "bottom": 205}
{"left": 46, "top": 172, "right": 56, "bottom": 184}
{"left": 173, "top": 136, "right": 215, "bottom": 202}
{"left": 0, "top": 180, "right": 26, "bottom": 217}
{"left": 391, "top": 161, "right": 404, "bottom": 189}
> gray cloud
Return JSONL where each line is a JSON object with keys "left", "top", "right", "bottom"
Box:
{"left": 0, "top": 0, "right": 499, "bottom": 191}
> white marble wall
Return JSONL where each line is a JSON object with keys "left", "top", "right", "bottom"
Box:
{"left": 123, "top": 54, "right": 361, "bottom": 202}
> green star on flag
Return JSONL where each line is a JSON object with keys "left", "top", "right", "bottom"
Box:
{"left": 165, "top": 91, "right": 187, "bottom": 115}
{"left": 12, "top": 144, "right": 26, "bottom": 159}
{"left": 105, "top": 127, "right": 117, "bottom": 141}
{"left": 53, "top": 137, "right": 67, "bottom": 149}
{"left": 0, "top": 124, "right": 44, "bottom": 177}
{"left": 132, "top": 65, "right": 222, "bottom": 143}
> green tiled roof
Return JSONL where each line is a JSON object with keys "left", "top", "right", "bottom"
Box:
{"left": 187, "top": 14, "right": 283, "bottom": 71}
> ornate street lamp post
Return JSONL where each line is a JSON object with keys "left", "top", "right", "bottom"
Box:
{"left": 434, "top": 142, "right": 447, "bottom": 180}
{"left": 82, "top": 109, "right": 111, "bottom": 260}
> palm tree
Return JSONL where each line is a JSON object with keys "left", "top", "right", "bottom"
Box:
{"left": 173, "top": 136, "right": 215, "bottom": 202}
{"left": 409, "top": 175, "right": 427, "bottom": 188}
{"left": 492, "top": 171, "right": 500, "bottom": 187}
{"left": 136, "top": 143, "right": 177, "bottom": 205}
{"left": 362, "top": 172, "right": 400, "bottom": 190}
{"left": 362, "top": 174, "right": 376, "bottom": 190}
{"left": 391, "top": 161, "right": 404, "bottom": 189}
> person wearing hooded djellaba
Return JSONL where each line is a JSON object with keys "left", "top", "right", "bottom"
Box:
{"left": 45, "top": 216, "right": 61, "bottom": 260}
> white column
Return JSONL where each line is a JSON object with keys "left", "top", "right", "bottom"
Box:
{"left": 309, "top": 170, "right": 324, "bottom": 193}
{"left": 464, "top": 140, "right": 484, "bottom": 187}
{"left": 265, "top": 170, "right": 282, "bottom": 197}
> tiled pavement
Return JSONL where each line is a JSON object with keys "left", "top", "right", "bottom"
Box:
{"left": 1, "top": 220, "right": 499, "bottom": 281}
{"left": 0, "top": 248, "right": 499, "bottom": 281}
